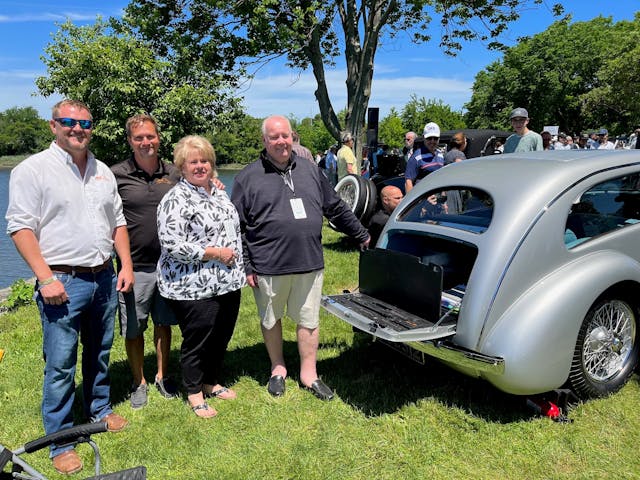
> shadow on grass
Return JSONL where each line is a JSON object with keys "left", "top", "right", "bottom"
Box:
{"left": 101, "top": 335, "right": 534, "bottom": 425}
{"left": 105, "top": 340, "right": 298, "bottom": 407}
{"left": 322, "top": 236, "right": 361, "bottom": 253}
{"left": 106, "top": 347, "right": 184, "bottom": 407}
{"left": 316, "top": 336, "right": 531, "bottom": 423}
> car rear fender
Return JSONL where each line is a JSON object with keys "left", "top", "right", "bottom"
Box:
{"left": 478, "top": 250, "right": 640, "bottom": 395}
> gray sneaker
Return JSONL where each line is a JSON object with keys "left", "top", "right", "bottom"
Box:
{"left": 154, "top": 376, "right": 179, "bottom": 399}
{"left": 130, "top": 383, "right": 148, "bottom": 409}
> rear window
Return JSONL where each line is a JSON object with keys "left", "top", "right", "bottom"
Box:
{"left": 398, "top": 187, "right": 494, "bottom": 233}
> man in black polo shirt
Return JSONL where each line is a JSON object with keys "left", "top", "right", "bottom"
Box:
{"left": 111, "top": 114, "right": 181, "bottom": 408}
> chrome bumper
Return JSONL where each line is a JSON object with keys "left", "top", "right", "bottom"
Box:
{"left": 404, "top": 339, "right": 505, "bottom": 375}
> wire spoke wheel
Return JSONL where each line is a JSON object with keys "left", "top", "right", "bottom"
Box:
{"left": 582, "top": 300, "right": 635, "bottom": 381}
{"left": 569, "top": 297, "right": 639, "bottom": 398}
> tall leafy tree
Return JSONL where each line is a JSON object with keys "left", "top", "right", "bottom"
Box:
{"left": 212, "top": 114, "right": 263, "bottom": 165}
{"left": 0, "top": 107, "right": 51, "bottom": 156}
{"left": 401, "top": 95, "right": 466, "bottom": 133}
{"left": 465, "top": 15, "right": 639, "bottom": 135}
{"left": 292, "top": 114, "right": 336, "bottom": 156}
{"left": 378, "top": 108, "right": 405, "bottom": 150}
{"left": 580, "top": 13, "right": 640, "bottom": 132}
{"left": 36, "top": 18, "right": 242, "bottom": 163}
{"left": 120, "top": 0, "right": 561, "bottom": 157}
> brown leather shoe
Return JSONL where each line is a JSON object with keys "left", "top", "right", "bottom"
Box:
{"left": 101, "top": 413, "right": 128, "bottom": 432}
{"left": 52, "top": 449, "right": 83, "bottom": 475}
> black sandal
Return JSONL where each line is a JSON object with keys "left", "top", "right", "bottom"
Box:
{"left": 190, "top": 403, "right": 217, "bottom": 418}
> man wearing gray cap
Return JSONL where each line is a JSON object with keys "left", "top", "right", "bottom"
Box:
{"left": 503, "top": 107, "right": 543, "bottom": 153}
{"left": 596, "top": 128, "right": 615, "bottom": 150}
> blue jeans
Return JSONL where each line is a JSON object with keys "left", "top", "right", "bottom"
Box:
{"left": 36, "top": 268, "right": 117, "bottom": 457}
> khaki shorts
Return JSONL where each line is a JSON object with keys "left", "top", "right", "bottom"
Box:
{"left": 253, "top": 270, "right": 324, "bottom": 330}
{"left": 118, "top": 268, "right": 177, "bottom": 339}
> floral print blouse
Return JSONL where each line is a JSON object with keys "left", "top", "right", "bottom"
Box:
{"left": 157, "top": 178, "right": 246, "bottom": 300}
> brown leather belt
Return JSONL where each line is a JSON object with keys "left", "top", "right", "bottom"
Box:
{"left": 49, "top": 259, "right": 112, "bottom": 275}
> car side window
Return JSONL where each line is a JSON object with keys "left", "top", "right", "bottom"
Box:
{"left": 398, "top": 187, "right": 494, "bottom": 234}
{"left": 565, "top": 173, "right": 640, "bottom": 248}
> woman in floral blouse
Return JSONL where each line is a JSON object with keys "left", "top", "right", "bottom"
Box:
{"left": 157, "top": 135, "right": 245, "bottom": 418}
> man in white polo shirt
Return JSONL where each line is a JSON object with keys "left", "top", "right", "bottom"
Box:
{"left": 6, "top": 99, "right": 133, "bottom": 476}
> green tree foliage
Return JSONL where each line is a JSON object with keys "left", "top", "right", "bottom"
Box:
{"left": 0, "top": 279, "right": 34, "bottom": 312}
{"left": 35, "top": 18, "right": 242, "bottom": 163}
{"left": 465, "top": 15, "right": 640, "bottom": 135}
{"left": 0, "top": 107, "right": 51, "bottom": 156}
{"left": 292, "top": 115, "right": 336, "bottom": 155}
{"left": 401, "top": 95, "right": 466, "bottom": 133}
{"left": 121, "top": 0, "right": 561, "bottom": 158}
{"left": 580, "top": 13, "right": 640, "bottom": 132}
{"left": 378, "top": 108, "right": 405, "bottom": 149}
{"left": 212, "top": 114, "right": 263, "bottom": 165}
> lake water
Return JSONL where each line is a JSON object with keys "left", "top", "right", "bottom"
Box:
{"left": 0, "top": 166, "right": 238, "bottom": 289}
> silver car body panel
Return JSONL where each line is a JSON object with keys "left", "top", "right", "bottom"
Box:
{"left": 325, "top": 150, "right": 640, "bottom": 395}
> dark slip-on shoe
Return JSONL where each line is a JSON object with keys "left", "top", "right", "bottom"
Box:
{"left": 305, "top": 378, "right": 334, "bottom": 401}
{"left": 267, "top": 375, "right": 285, "bottom": 397}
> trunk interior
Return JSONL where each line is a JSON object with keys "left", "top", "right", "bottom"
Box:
{"left": 323, "top": 232, "right": 478, "bottom": 341}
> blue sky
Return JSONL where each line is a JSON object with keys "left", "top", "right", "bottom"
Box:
{"left": 0, "top": 1, "right": 638, "bottom": 121}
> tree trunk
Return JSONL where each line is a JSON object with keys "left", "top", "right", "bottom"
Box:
{"left": 308, "top": 0, "right": 395, "bottom": 161}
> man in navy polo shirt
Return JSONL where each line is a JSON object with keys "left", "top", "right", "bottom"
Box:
{"left": 232, "top": 115, "right": 370, "bottom": 401}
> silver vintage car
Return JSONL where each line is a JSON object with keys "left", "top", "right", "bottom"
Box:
{"left": 322, "top": 150, "right": 640, "bottom": 399}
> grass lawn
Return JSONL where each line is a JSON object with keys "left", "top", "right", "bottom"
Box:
{"left": 1, "top": 225, "right": 639, "bottom": 479}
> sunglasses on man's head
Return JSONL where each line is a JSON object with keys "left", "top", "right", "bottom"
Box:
{"left": 54, "top": 117, "right": 93, "bottom": 129}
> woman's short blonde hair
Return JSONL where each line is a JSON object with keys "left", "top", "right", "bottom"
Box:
{"left": 173, "top": 135, "right": 217, "bottom": 172}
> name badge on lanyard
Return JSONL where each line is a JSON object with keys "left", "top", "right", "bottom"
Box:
{"left": 280, "top": 167, "right": 307, "bottom": 219}
{"left": 290, "top": 198, "right": 307, "bottom": 219}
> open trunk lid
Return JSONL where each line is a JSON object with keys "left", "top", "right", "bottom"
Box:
{"left": 322, "top": 248, "right": 464, "bottom": 342}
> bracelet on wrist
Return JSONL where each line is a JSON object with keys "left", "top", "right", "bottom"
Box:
{"left": 39, "top": 275, "right": 58, "bottom": 288}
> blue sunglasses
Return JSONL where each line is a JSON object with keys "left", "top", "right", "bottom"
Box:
{"left": 54, "top": 117, "right": 93, "bottom": 129}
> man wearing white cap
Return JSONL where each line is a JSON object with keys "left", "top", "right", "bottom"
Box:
{"left": 404, "top": 122, "right": 444, "bottom": 192}
{"left": 503, "top": 107, "right": 543, "bottom": 153}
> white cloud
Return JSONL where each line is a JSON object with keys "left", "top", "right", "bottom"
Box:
{"left": 0, "top": 70, "right": 58, "bottom": 119}
{"left": 238, "top": 68, "right": 473, "bottom": 120}
{"left": 0, "top": 69, "right": 43, "bottom": 80}
{"left": 0, "top": 63, "right": 473, "bottom": 123}
{"left": 0, "top": 12, "right": 108, "bottom": 23}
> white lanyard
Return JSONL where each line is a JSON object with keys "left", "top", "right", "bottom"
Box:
{"left": 280, "top": 168, "right": 295, "bottom": 195}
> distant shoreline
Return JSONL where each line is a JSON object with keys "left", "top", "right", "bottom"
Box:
{"left": 0, "top": 155, "right": 28, "bottom": 169}
{"left": 0, "top": 155, "right": 246, "bottom": 171}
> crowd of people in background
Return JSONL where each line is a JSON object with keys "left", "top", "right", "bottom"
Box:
{"left": 542, "top": 127, "right": 640, "bottom": 151}
{"left": 313, "top": 107, "right": 640, "bottom": 186}
{"left": 308, "top": 106, "right": 640, "bottom": 250}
